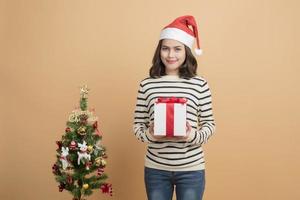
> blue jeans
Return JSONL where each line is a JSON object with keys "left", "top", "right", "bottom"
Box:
{"left": 144, "top": 167, "right": 205, "bottom": 200}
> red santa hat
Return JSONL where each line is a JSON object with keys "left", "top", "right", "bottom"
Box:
{"left": 159, "top": 15, "right": 203, "bottom": 55}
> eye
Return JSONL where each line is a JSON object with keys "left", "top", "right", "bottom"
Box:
{"left": 161, "top": 47, "right": 168, "bottom": 51}
{"left": 175, "top": 47, "right": 182, "bottom": 52}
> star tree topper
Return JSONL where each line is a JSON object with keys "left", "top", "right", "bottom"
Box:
{"left": 80, "top": 85, "right": 89, "bottom": 99}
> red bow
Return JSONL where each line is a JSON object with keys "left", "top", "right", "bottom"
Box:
{"left": 156, "top": 97, "right": 187, "bottom": 137}
{"left": 100, "top": 183, "right": 113, "bottom": 196}
{"left": 156, "top": 97, "right": 187, "bottom": 104}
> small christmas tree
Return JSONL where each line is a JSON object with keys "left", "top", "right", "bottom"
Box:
{"left": 52, "top": 85, "right": 112, "bottom": 200}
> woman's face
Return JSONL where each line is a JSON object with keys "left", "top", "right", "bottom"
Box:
{"left": 160, "top": 39, "right": 186, "bottom": 75}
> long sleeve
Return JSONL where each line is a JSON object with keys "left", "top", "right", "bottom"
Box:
{"left": 133, "top": 76, "right": 215, "bottom": 171}
{"left": 133, "top": 83, "right": 155, "bottom": 143}
{"left": 188, "top": 80, "right": 216, "bottom": 145}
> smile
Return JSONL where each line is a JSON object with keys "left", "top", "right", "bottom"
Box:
{"left": 166, "top": 60, "right": 177, "bottom": 64}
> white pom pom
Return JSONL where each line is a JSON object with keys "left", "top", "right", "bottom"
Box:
{"left": 195, "top": 48, "right": 203, "bottom": 56}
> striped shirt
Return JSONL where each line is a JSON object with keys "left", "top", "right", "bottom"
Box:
{"left": 133, "top": 75, "right": 216, "bottom": 171}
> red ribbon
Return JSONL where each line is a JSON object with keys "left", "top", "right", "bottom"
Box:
{"left": 166, "top": 103, "right": 174, "bottom": 137}
{"left": 156, "top": 97, "right": 187, "bottom": 137}
{"left": 93, "top": 121, "right": 102, "bottom": 135}
{"left": 156, "top": 97, "right": 187, "bottom": 104}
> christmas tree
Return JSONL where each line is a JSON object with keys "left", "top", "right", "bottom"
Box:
{"left": 52, "top": 85, "right": 112, "bottom": 200}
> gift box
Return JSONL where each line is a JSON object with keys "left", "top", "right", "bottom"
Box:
{"left": 154, "top": 97, "right": 187, "bottom": 137}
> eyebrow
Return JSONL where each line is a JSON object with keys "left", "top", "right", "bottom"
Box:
{"left": 161, "top": 45, "right": 183, "bottom": 48}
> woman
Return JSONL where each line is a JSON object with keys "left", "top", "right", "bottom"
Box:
{"left": 133, "top": 15, "right": 216, "bottom": 200}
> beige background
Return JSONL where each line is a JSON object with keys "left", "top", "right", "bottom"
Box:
{"left": 1, "top": 0, "right": 299, "bottom": 200}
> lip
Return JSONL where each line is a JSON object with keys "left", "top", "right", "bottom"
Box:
{"left": 166, "top": 60, "right": 177, "bottom": 64}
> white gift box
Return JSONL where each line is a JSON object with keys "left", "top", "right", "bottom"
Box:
{"left": 154, "top": 97, "right": 187, "bottom": 137}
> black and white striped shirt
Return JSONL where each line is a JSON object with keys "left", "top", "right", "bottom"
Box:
{"left": 133, "top": 75, "right": 216, "bottom": 171}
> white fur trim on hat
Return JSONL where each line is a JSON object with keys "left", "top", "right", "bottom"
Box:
{"left": 160, "top": 28, "right": 195, "bottom": 49}
{"left": 195, "top": 48, "right": 203, "bottom": 55}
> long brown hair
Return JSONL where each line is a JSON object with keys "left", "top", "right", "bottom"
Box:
{"left": 149, "top": 40, "right": 198, "bottom": 79}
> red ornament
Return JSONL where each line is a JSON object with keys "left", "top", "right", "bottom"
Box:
{"left": 100, "top": 183, "right": 113, "bottom": 196}
{"left": 93, "top": 121, "right": 98, "bottom": 128}
{"left": 85, "top": 161, "right": 92, "bottom": 170}
{"left": 67, "top": 175, "right": 73, "bottom": 184}
{"left": 52, "top": 164, "right": 59, "bottom": 174}
{"left": 69, "top": 141, "right": 77, "bottom": 150}
{"left": 79, "top": 114, "right": 88, "bottom": 125}
{"left": 93, "top": 121, "right": 101, "bottom": 135}
{"left": 97, "top": 168, "right": 104, "bottom": 176}
{"left": 56, "top": 141, "right": 62, "bottom": 150}
{"left": 65, "top": 127, "right": 71, "bottom": 133}
{"left": 58, "top": 183, "right": 65, "bottom": 192}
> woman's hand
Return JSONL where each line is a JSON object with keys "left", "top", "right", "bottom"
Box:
{"left": 148, "top": 122, "right": 192, "bottom": 141}
{"left": 149, "top": 123, "right": 168, "bottom": 140}
{"left": 170, "top": 122, "right": 191, "bottom": 141}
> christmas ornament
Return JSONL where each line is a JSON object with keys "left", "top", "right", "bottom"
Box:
{"left": 95, "top": 157, "right": 106, "bottom": 167}
{"left": 68, "top": 112, "right": 79, "bottom": 123}
{"left": 93, "top": 121, "right": 101, "bottom": 135}
{"left": 97, "top": 168, "right": 104, "bottom": 176}
{"left": 60, "top": 147, "right": 69, "bottom": 170}
{"left": 69, "top": 109, "right": 98, "bottom": 124}
{"left": 100, "top": 159, "right": 107, "bottom": 167}
{"left": 69, "top": 141, "right": 77, "bottom": 150}
{"left": 80, "top": 85, "right": 89, "bottom": 98}
{"left": 52, "top": 164, "right": 59, "bottom": 175}
{"left": 77, "top": 141, "right": 91, "bottom": 165}
{"left": 59, "top": 183, "right": 65, "bottom": 192}
{"left": 94, "top": 142, "right": 102, "bottom": 155}
{"left": 67, "top": 175, "right": 73, "bottom": 184}
{"left": 94, "top": 157, "right": 101, "bottom": 166}
{"left": 65, "top": 127, "right": 71, "bottom": 133}
{"left": 101, "top": 151, "right": 108, "bottom": 159}
{"left": 79, "top": 114, "right": 88, "bottom": 125}
{"left": 85, "top": 161, "right": 92, "bottom": 170}
{"left": 77, "top": 126, "right": 86, "bottom": 136}
{"left": 56, "top": 141, "right": 62, "bottom": 150}
{"left": 93, "top": 121, "right": 98, "bottom": 129}
{"left": 100, "top": 183, "right": 112, "bottom": 196}
{"left": 83, "top": 184, "right": 89, "bottom": 190}
{"left": 87, "top": 145, "right": 93, "bottom": 153}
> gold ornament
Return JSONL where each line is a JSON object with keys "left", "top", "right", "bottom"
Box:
{"left": 87, "top": 145, "right": 94, "bottom": 153}
{"left": 95, "top": 157, "right": 101, "bottom": 166}
{"left": 95, "top": 158, "right": 107, "bottom": 167}
{"left": 101, "top": 159, "right": 107, "bottom": 167}
{"left": 83, "top": 184, "right": 89, "bottom": 189}
{"left": 77, "top": 126, "right": 86, "bottom": 136}
{"left": 95, "top": 157, "right": 106, "bottom": 167}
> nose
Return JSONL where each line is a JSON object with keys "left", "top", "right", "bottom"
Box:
{"left": 168, "top": 49, "right": 175, "bottom": 58}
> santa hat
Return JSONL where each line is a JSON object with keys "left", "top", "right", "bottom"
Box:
{"left": 159, "top": 15, "right": 203, "bottom": 55}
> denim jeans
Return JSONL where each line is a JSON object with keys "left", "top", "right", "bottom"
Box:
{"left": 144, "top": 167, "right": 205, "bottom": 200}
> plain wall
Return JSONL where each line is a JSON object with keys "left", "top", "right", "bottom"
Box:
{"left": 1, "top": 0, "right": 299, "bottom": 200}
